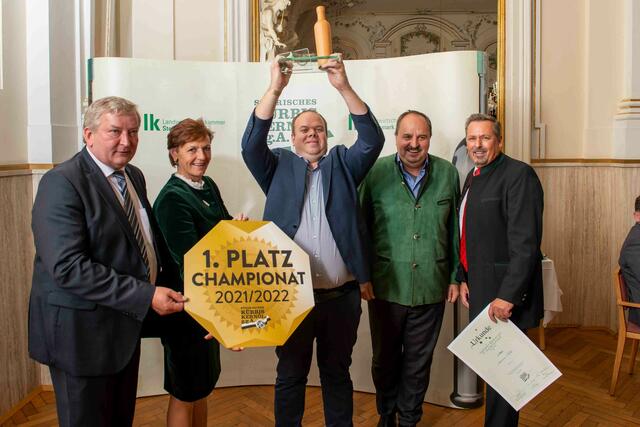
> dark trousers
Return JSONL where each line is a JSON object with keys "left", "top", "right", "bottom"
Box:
{"left": 485, "top": 384, "right": 519, "bottom": 427}
{"left": 484, "top": 326, "right": 526, "bottom": 427}
{"left": 49, "top": 344, "right": 141, "bottom": 427}
{"left": 483, "top": 327, "right": 527, "bottom": 427}
{"left": 275, "top": 286, "right": 361, "bottom": 427}
{"left": 368, "top": 299, "right": 445, "bottom": 427}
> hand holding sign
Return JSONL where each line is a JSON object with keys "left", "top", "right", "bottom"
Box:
{"left": 184, "top": 220, "right": 314, "bottom": 348}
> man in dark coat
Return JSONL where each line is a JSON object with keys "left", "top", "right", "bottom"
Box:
{"left": 458, "top": 113, "right": 544, "bottom": 427}
{"left": 619, "top": 196, "right": 640, "bottom": 325}
{"left": 29, "top": 96, "right": 185, "bottom": 426}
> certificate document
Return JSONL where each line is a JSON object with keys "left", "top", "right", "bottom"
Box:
{"left": 447, "top": 305, "right": 561, "bottom": 411}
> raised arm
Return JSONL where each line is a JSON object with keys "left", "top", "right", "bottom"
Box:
{"left": 241, "top": 59, "right": 292, "bottom": 193}
{"left": 321, "top": 56, "right": 384, "bottom": 183}
{"left": 255, "top": 58, "right": 292, "bottom": 119}
{"left": 320, "top": 55, "right": 367, "bottom": 115}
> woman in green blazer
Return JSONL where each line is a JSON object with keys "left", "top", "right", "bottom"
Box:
{"left": 153, "top": 118, "right": 243, "bottom": 427}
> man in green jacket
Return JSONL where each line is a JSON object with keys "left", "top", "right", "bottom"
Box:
{"left": 359, "top": 110, "right": 460, "bottom": 427}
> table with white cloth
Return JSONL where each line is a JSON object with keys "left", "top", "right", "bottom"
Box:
{"left": 539, "top": 258, "right": 564, "bottom": 349}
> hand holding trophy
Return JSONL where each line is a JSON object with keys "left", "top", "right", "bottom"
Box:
{"left": 277, "top": 5, "right": 339, "bottom": 74}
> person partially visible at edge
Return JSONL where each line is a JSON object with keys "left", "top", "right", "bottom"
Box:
{"left": 619, "top": 195, "right": 640, "bottom": 325}
{"left": 359, "top": 110, "right": 461, "bottom": 427}
{"left": 28, "top": 96, "right": 185, "bottom": 427}
{"left": 153, "top": 118, "right": 247, "bottom": 427}
{"left": 458, "top": 113, "right": 544, "bottom": 427}
{"left": 241, "top": 54, "right": 385, "bottom": 426}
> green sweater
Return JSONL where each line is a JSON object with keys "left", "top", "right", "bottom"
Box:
{"left": 359, "top": 154, "right": 460, "bottom": 306}
{"left": 153, "top": 175, "right": 231, "bottom": 287}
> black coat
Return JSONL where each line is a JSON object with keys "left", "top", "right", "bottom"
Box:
{"left": 619, "top": 223, "right": 640, "bottom": 325}
{"left": 458, "top": 154, "right": 544, "bottom": 329}
{"left": 28, "top": 148, "right": 177, "bottom": 376}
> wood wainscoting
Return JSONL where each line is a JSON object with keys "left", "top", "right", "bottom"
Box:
{"left": 0, "top": 172, "right": 40, "bottom": 416}
{"left": 534, "top": 164, "right": 640, "bottom": 330}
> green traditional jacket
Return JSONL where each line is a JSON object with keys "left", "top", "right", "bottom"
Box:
{"left": 153, "top": 174, "right": 231, "bottom": 285}
{"left": 359, "top": 154, "right": 460, "bottom": 306}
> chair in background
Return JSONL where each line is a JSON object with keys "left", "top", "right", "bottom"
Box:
{"left": 610, "top": 270, "right": 640, "bottom": 396}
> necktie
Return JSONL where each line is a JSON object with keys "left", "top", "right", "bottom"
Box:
{"left": 460, "top": 168, "right": 480, "bottom": 272}
{"left": 112, "top": 171, "right": 150, "bottom": 271}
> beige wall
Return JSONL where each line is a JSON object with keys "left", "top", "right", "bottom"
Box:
{"left": 96, "top": 0, "right": 226, "bottom": 61}
{"left": 539, "top": 0, "right": 624, "bottom": 159}
{"left": 539, "top": 0, "right": 585, "bottom": 159}
{"left": 50, "top": 0, "right": 82, "bottom": 163}
{"left": 582, "top": 0, "right": 623, "bottom": 159}
{"left": 131, "top": 0, "right": 175, "bottom": 59}
{"left": 0, "top": 1, "right": 28, "bottom": 164}
{"left": 175, "top": 0, "right": 225, "bottom": 61}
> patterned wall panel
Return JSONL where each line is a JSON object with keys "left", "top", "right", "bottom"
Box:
{"left": 0, "top": 173, "right": 39, "bottom": 415}
{"left": 535, "top": 165, "right": 640, "bottom": 331}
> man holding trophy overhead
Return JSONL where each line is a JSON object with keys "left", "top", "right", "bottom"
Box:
{"left": 241, "top": 52, "right": 384, "bottom": 425}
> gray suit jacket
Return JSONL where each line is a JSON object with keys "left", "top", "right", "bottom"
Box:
{"left": 28, "top": 148, "right": 171, "bottom": 376}
{"left": 619, "top": 222, "right": 640, "bottom": 325}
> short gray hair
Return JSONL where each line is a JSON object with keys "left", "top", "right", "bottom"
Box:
{"left": 465, "top": 113, "right": 501, "bottom": 141}
{"left": 83, "top": 96, "right": 141, "bottom": 132}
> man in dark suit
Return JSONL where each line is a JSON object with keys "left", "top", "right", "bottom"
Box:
{"left": 28, "top": 96, "right": 185, "bottom": 427}
{"left": 458, "top": 113, "right": 544, "bottom": 427}
{"left": 619, "top": 196, "right": 640, "bottom": 325}
{"left": 241, "top": 56, "right": 384, "bottom": 426}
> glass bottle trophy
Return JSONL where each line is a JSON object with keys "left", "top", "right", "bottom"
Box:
{"left": 278, "top": 6, "right": 339, "bottom": 74}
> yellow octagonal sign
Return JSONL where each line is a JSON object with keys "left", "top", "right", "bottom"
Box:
{"left": 183, "top": 220, "right": 314, "bottom": 348}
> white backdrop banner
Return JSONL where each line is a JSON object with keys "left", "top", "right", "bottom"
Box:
{"left": 92, "top": 51, "right": 481, "bottom": 407}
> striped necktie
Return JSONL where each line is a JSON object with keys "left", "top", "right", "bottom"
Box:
{"left": 112, "top": 171, "right": 150, "bottom": 271}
